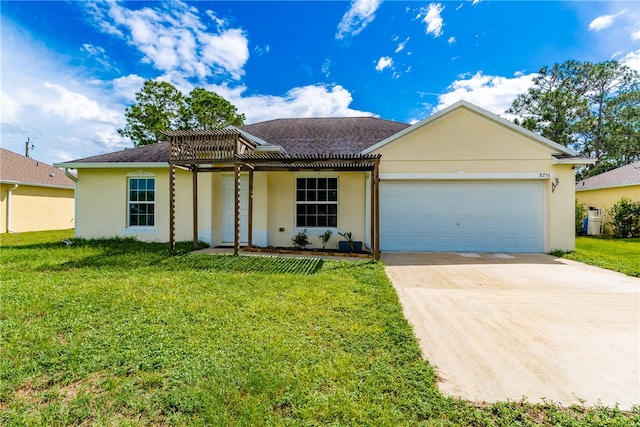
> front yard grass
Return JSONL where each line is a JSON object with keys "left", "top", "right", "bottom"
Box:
{"left": 1, "top": 230, "right": 637, "bottom": 425}
{"left": 560, "top": 236, "right": 640, "bottom": 277}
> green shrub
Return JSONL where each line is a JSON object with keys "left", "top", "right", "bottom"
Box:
{"left": 608, "top": 197, "right": 640, "bottom": 238}
{"left": 291, "top": 228, "right": 310, "bottom": 249}
{"left": 575, "top": 199, "right": 586, "bottom": 236}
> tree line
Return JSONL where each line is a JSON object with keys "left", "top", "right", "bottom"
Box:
{"left": 121, "top": 59, "right": 639, "bottom": 178}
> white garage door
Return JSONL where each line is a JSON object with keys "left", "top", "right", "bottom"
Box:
{"left": 380, "top": 181, "right": 545, "bottom": 253}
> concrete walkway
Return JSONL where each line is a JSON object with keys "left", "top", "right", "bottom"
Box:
{"left": 382, "top": 252, "right": 640, "bottom": 409}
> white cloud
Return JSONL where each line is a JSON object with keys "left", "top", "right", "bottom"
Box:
{"left": 435, "top": 71, "right": 536, "bottom": 118}
{"left": 211, "top": 84, "right": 374, "bottom": 123}
{"left": 448, "top": 36, "right": 456, "bottom": 44}
{"left": 200, "top": 28, "right": 250, "bottom": 79}
{"left": 589, "top": 9, "right": 627, "bottom": 32}
{"left": 321, "top": 58, "right": 334, "bottom": 78}
{"left": 395, "top": 37, "right": 410, "bottom": 53}
{"left": 41, "top": 82, "right": 120, "bottom": 124}
{"left": 0, "top": 19, "right": 129, "bottom": 164}
{"left": 112, "top": 74, "right": 146, "bottom": 102}
{"left": 632, "top": 29, "right": 640, "bottom": 41}
{"left": 336, "top": 0, "right": 382, "bottom": 40}
{"left": 620, "top": 49, "right": 640, "bottom": 73}
{"left": 375, "top": 56, "right": 394, "bottom": 72}
{"left": 87, "top": 1, "right": 249, "bottom": 80}
{"left": 419, "top": 3, "right": 445, "bottom": 38}
{"left": 253, "top": 44, "right": 270, "bottom": 56}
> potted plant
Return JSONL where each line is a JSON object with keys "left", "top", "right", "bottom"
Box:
{"left": 338, "top": 231, "right": 362, "bottom": 253}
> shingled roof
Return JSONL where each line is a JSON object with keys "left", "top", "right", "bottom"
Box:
{"left": 61, "top": 142, "right": 171, "bottom": 164}
{"left": 1, "top": 148, "right": 74, "bottom": 188}
{"left": 240, "top": 117, "right": 410, "bottom": 155}
{"left": 58, "top": 117, "right": 410, "bottom": 165}
{"left": 576, "top": 161, "right": 640, "bottom": 191}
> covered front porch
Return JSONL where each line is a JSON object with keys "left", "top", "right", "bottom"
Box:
{"left": 164, "top": 129, "right": 382, "bottom": 260}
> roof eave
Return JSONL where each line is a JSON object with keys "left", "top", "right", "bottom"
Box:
{"left": 552, "top": 157, "right": 596, "bottom": 165}
{"left": 576, "top": 182, "right": 640, "bottom": 192}
{"left": 54, "top": 162, "right": 169, "bottom": 169}
{"left": 0, "top": 179, "right": 74, "bottom": 190}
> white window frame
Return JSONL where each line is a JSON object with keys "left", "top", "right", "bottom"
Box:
{"left": 127, "top": 175, "right": 156, "bottom": 229}
{"left": 295, "top": 175, "right": 339, "bottom": 229}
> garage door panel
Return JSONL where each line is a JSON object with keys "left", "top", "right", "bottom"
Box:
{"left": 380, "top": 181, "right": 545, "bottom": 253}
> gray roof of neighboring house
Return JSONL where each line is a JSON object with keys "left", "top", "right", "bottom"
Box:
{"left": 57, "top": 117, "right": 410, "bottom": 165}
{"left": 0, "top": 148, "right": 74, "bottom": 188}
{"left": 576, "top": 161, "right": 640, "bottom": 191}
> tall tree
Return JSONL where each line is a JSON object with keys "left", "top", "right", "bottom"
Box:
{"left": 508, "top": 61, "right": 591, "bottom": 148}
{"left": 583, "top": 61, "right": 640, "bottom": 162}
{"left": 118, "top": 80, "right": 245, "bottom": 147}
{"left": 117, "top": 80, "right": 184, "bottom": 147}
{"left": 507, "top": 60, "right": 640, "bottom": 174}
{"left": 179, "top": 87, "right": 245, "bottom": 130}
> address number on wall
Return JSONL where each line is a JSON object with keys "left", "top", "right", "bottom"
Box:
{"left": 539, "top": 172, "right": 552, "bottom": 178}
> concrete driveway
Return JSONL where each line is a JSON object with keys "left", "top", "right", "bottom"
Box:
{"left": 382, "top": 252, "right": 640, "bottom": 409}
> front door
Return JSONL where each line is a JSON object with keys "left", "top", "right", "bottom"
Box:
{"left": 221, "top": 175, "right": 249, "bottom": 243}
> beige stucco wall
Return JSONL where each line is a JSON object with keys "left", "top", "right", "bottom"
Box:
{"left": 75, "top": 168, "right": 367, "bottom": 249}
{"left": 1, "top": 183, "right": 74, "bottom": 233}
{"left": 75, "top": 167, "right": 201, "bottom": 242}
{"left": 576, "top": 185, "right": 640, "bottom": 231}
{"left": 576, "top": 185, "right": 640, "bottom": 211}
{"left": 372, "top": 108, "right": 578, "bottom": 252}
{"left": 265, "top": 172, "right": 368, "bottom": 250}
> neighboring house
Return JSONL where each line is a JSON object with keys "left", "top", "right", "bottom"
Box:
{"left": 55, "top": 101, "right": 592, "bottom": 255}
{"left": 1, "top": 148, "right": 75, "bottom": 233}
{"left": 575, "top": 161, "right": 640, "bottom": 228}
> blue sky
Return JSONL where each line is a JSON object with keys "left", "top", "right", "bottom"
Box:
{"left": 1, "top": 1, "right": 639, "bottom": 165}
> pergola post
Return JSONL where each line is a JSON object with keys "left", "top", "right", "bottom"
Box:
{"left": 373, "top": 159, "right": 381, "bottom": 261}
{"left": 370, "top": 170, "right": 376, "bottom": 259}
{"left": 234, "top": 163, "right": 241, "bottom": 256}
{"left": 169, "top": 163, "right": 176, "bottom": 253}
{"left": 192, "top": 165, "right": 198, "bottom": 249}
{"left": 248, "top": 168, "right": 254, "bottom": 249}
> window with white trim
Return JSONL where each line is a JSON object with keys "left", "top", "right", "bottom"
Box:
{"left": 296, "top": 177, "right": 337, "bottom": 227}
{"left": 128, "top": 178, "right": 155, "bottom": 227}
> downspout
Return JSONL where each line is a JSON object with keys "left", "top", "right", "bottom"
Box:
{"left": 7, "top": 184, "right": 19, "bottom": 233}
{"left": 63, "top": 168, "right": 77, "bottom": 183}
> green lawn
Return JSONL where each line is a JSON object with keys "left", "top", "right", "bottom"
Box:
{"left": 1, "top": 230, "right": 637, "bottom": 426}
{"left": 560, "top": 236, "right": 640, "bottom": 277}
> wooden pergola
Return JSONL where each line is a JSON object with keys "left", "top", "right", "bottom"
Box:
{"left": 164, "top": 129, "right": 382, "bottom": 260}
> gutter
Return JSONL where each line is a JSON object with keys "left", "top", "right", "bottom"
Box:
{"left": 54, "top": 162, "right": 168, "bottom": 169}
{"left": 63, "top": 168, "right": 77, "bottom": 183}
{"left": 6, "top": 184, "right": 18, "bottom": 233}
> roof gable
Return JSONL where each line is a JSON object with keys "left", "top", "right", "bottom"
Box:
{"left": 1, "top": 148, "right": 74, "bottom": 188}
{"left": 362, "top": 100, "right": 580, "bottom": 158}
{"left": 576, "top": 162, "right": 640, "bottom": 191}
